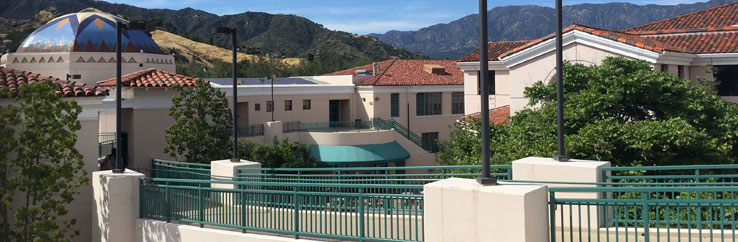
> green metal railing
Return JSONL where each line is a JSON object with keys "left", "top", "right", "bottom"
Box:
{"left": 239, "top": 124, "right": 264, "bottom": 137}
{"left": 549, "top": 186, "right": 738, "bottom": 242}
{"left": 283, "top": 119, "right": 393, "bottom": 133}
{"left": 151, "top": 159, "right": 211, "bottom": 180}
{"left": 237, "top": 165, "right": 512, "bottom": 188}
{"left": 140, "top": 178, "right": 424, "bottom": 241}
{"left": 389, "top": 120, "right": 438, "bottom": 153}
{"left": 98, "top": 132, "right": 116, "bottom": 159}
{"left": 281, "top": 118, "right": 437, "bottom": 153}
{"left": 603, "top": 164, "right": 738, "bottom": 185}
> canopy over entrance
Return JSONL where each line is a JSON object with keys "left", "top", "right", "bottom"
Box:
{"left": 309, "top": 141, "right": 410, "bottom": 166}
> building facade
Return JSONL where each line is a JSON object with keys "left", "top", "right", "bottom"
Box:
{"left": 458, "top": 3, "right": 738, "bottom": 115}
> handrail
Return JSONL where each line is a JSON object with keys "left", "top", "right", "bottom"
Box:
{"left": 602, "top": 164, "right": 738, "bottom": 171}
{"left": 152, "top": 159, "right": 211, "bottom": 168}
{"left": 237, "top": 164, "right": 511, "bottom": 172}
{"left": 141, "top": 177, "right": 425, "bottom": 189}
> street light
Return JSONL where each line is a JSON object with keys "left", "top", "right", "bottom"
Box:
{"left": 553, "top": 0, "right": 569, "bottom": 161}
{"left": 215, "top": 26, "right": 239, "bottom": 163}
{"left": 476, "top": 0, "right": 496, "bottom": 185}
{"left": 113, "top": 21, "right": 145, "bottom": 173}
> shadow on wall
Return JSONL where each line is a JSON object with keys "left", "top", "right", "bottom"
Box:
{"left": 139, "top": 220, "right": 182, "bottom": 242}
{"left": 94, "top": 175, "right": 110, "bottom": 241}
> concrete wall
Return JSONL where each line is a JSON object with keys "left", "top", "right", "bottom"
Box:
{"left": 235, "top": 93, "right": 355, "bottom": 126}
{"left": 137, "top": 219, "right": 322, "bottom": 242}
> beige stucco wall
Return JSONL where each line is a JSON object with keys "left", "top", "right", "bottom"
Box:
{"left": 236, "top": 93, "right": 355, "bottom": 126}
{"left": 507, "top": 43, "right": 623, "bottom": 114}
{"left": 68, "top": 118, "right": 99, "bottom": 242}
{"left": 5, "top": 52, "right": 175, "bottom": 86}
{"left": 299, "top": 130, "right": 395, "bottom": 146}
{"left": 357, "top": 87, "right": 463, "bottom": 142}
{"left": 463, "top": 70, "right": 508, "bottom": 115}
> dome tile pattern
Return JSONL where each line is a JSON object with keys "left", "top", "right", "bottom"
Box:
{"left": 17, "top": 12, "right": 162, "bottom": 54}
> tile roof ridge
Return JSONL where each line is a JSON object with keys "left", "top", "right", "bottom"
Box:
{"left": 624, "top": 2, "right": 738, "bottom": 33}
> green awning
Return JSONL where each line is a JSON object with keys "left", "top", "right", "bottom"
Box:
{"left": 309, "top": 141, "right": 410, "bottom": 166}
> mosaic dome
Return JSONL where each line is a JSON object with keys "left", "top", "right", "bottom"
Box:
{"left": 17, "top": 11, "right": 162, "bottom": 54}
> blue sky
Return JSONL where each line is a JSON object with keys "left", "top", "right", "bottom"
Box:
{"left": 106, "top": 0, "right": 705, "bottom": 34}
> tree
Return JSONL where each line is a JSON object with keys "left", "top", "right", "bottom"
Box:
{"left": 0, "top": 81, "right": 87, "bottom": 241}
{"left": 238, "top": 137, "right": 315, "bottom": 168}
{"left": 164, "top": 80, "right": 232, "bottom": 163}
{"left": 437, "top": 57, "right": 738, "bottom": 167}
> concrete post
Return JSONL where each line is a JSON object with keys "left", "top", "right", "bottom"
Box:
{"left": 512, "top": 157, "right": 610, "bottom": 231}
{"left": 210, "top": 159, "right": 261, "bottom": 189}
{"left": 423, "top": 178, "right": 549, "bottom": 242}
{"left": 91, "top": 169, "right": 145, "bottom": 242}
{"left": 263, "top": 121, "right": 283, "bottom": 144}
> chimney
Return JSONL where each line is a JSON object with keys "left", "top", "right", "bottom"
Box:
{"left": 372, "top": 62, "right": 378, "bottom": 76}
{"left": 423, "top": 64, "right": 445, "bottom": 75}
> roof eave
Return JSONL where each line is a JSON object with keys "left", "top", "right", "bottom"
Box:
{"left": 500, "top": 30, "right": 662, "bottom": 68}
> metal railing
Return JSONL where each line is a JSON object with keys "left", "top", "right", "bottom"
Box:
{"left": 98, "top": 132, "right": 116, "bottom": 159}
{"left": 140, "top": 178, "right": 424, "bottom": 241}
{"left": 280, "top": 118, "right": 437, "bottom": 153}
{"left": 237, "top": 165, "right": 512, "bottom": 187}
{"left": 151, "top": 159, "right": 211, "bottom": 180}
{"left": 282, "top": 119, "right": 393, "bottom": 133}
{"left": 549, "top": 186, "right": 738, "bottom": 242}
{"left": 603, "top": 164, "right": 738, "bottom": 185}
{"left": 239, "top": 124, "right": 264, "bottom": 137}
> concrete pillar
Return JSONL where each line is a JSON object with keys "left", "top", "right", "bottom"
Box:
{"left": 263, "top": 121, "right": 283, "bottom": 143}
{"left": 210, "top": 159, "right": 261, "bottom": 189}
{"left": 423, "top": 178, "right": 549, "bottom": 242}
{"left": 91, "top": 169, "right": 145, "bottom": 242}
{"left": 512, "top": 156, "right": 610, "bottom": 230}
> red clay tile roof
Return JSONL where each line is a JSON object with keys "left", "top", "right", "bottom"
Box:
{"left": 345, "top": 59, "right": 463, "bottom": 86}
{"left": 98, "top": 68, "right": 203, "bottom": 87}
{"left": 643, "top": 31, "right": 738, "bottom": 54}
{"left": 462, "top": 105, "right": 511, "bottom": 126}
{"left": 0, "top": 67, "right": 107, "bottom": 97}
{"left": 495, "top": 24, "right": 685, "bottom": 60}
{"left": 458, "top": 40, "right": 531, "bottom": 62}
{"left": 624, "top": 3, "right": 738, "bottom": 34}
{"left": 324, "top": 59, "right": 395, "bottom": 76}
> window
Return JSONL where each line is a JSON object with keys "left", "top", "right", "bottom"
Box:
{"left": 303, "top": 99, "right": 311, "bottom": 110}
{"left": 390, "top": 93, "right": 400, "bottom": 117}
{"left": 285, "top": 100, "right": 292, "bottom": 111}
{"left": 660, "top": 64, "right": 668, "bottom": 73}
{"left": 477, "top": 71, "right": 495, "bottom": 95}
{"left": 421, "top": 132, "right": 440, "bottom": 153}
{"left": 266, "top": 101, "right": 273, "bottom": 112}
{"left": 255, "top": 103, "right": 260, "bottom": 111}
{"left": 416, "top": 92, "right": 442, "bottom": 116}
{"left": 678, "top": 65, "right": 685, "bottom": 78}
{"left": 452, "top": 92, "right": 464, "bottom": 115}
{"left": 717, "top": 65, "right": 738, "bottom": 96}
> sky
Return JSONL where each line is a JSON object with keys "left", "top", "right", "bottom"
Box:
{"left": 105, "top": 0, "right": 706, "bottom": 35}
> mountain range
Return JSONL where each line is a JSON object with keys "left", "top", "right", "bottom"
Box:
{"left": 369, "top": 0, "right": 738, "bottom": 59}
{"left": 0, "top": 0, "right": 424, "bottom": 65}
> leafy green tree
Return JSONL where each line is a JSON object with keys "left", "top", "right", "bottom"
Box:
{"left": 165, "top": 80, "right": 232, "bottom": 163}
{"left": 0, "top": 81, "right": 87, "bottom": 241}
{"left": 239, "top": 137, "right": 315, "bottom": 168}
{"left": 437, "top": 57, "right": 738, "bottom": 167}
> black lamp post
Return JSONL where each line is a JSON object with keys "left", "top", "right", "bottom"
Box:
{"left": 215, "top": 27, "right": 239, "bottom": 163}
{"left": 553, "top": 0, "right": 569, "bottom": 161}
{"left": 476, "top": 0, "right": 496, "bottom": 185}
{"left": 113, "top": 21, "right": 145, "bottom": 173}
